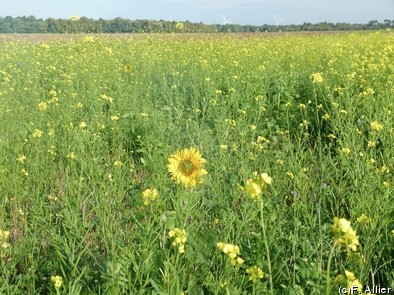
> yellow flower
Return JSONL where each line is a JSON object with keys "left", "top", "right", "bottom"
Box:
{"left": 111, "top": 115, "right": 119, "bottom": 121}
{"left": 299, "top": 103, "right": 307, "bottom": 109}
{"left": 168, "top": 228, "right": 187, "bottom": 253}
{"left": 67, "top": 152, "right": 76, "bottom": 159}
{"left": 340, "top": 147, "right": 351, "bottom": 155}
{"left": 332, "top": 217, "right": 359, "bottom": 251}
{"left": 246, "top": 266, "right": 264, "bottom": 283}
{"left": 1, "top": 241, "right": 10, "bottom": 249}
{"left": 175, "top": 22, "right": 184, "bottom": 30}
{"left": 38, "top": 101, "right": 48, "bottom": 111}
{"left": 142, "top": 188, "right": 158, "bottom": 206}
{"left": 100, "top": 94, "right": 114, "bottom": 103}
{"left": 84, "top": 36, "right": 94, "bottom": 42}
{"left": 310, "top": 72, "right": 323, "bottom": 83}
{"left": 178, "top": 244, "right": 185, "bottom": 253}
{"left": 327, "top": 134, "right": 336, "bottom": 140}
{"left": 322, "top": 114, "right": 330, "bottom": 120}
{"left": 32, "top": 129, "right": 43, "bottom": 138}
{"left": 167, "top": 147, "right": 207, "bottom": 188}
{"left": 48, "top": 194, "right": 58, "bottom": 201}
{"left": 0, "top": 230, "right": 10, "bottom": 248}
{"left": 260, "top": 173, "right": 272, "bottom": 185}
{"left": 333, "top": 270, "right": 363, "bottom": 293}
{"left": 286, "top": 171, "right": 294, "bottom": 179}
{"left": 17, "top": 155, "right": 26, "bottom": 164}
{"left": 380, "top": 165, "right": 389, "bottom": 173}
{"left": 356, "top": 214, "right": 371, "bottom": 224}
{"left": 245, "top": 172, "right": 272, "bottom": 199}
{"left": 222, "top": 243, "right": 240, "bottom": 259}
{"left": 79, "top": 121, "right": 87, "bottom": 129}
{"left": 70, "top": 15, "right": 80, "bottom": 21}
{"left": 49, "top": 89, "right": 57, "bottom": 97}
{"left": 75, "top": 102, "right": 83, "bottom": 109}
{"left": 217, "top": 242, "right": 244, "bottom": 266}
{"left": 371, "top": 121, "right": 383, "bottom": 131}
{"left": 0, "top": 230, "right": 10, "bottom": 240}
{"left": 51, "top": 275, "right": 63, "bottom": 289}
{"left": 344, "top": 270, "right": 363, "bottom": 293}
{"left": 367, "top": 141, "right": 376, "bottom": 148}
{"left": 231, "top": 257, "right": 244, "bottom": 266}
{"left": 245, "top": 179, "right": 262, "bottom": 199}
{"left": 300, "top": 120, "right": 310, "bottom": 127}
{"left": 48, "top": 145, "right": 56, "bottom": 156}
{"left": 113, "top": 160, "right": 123, "bottom": 168}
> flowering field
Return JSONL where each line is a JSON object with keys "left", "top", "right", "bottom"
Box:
{"left": 0, "top": 31, "right": 393, "bottom": 294}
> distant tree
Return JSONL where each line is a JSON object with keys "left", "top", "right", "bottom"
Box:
{"left": 0, "top": 15, "right": 391, "bottom": 34}
{"left": 367, "top": 20, "right": 379, "bottom": 29}
{"left": 46, "top": 18, "right": 60, "bottom": 33}
{"left": 383, "top": 19, "right": 392, "bottom": 28}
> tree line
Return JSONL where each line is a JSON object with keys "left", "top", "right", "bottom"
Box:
{"left": 0, "top": 16, "right": 393, "bottom": 33}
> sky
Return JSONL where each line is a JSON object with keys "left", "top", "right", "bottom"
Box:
{"left": 0, "top": 0, "right": 393, "bottom": 26}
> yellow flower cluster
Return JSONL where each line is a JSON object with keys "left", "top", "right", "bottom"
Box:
{"left": 246, "top": 266, "right": 264, "bottom": 283}
{"left": 333, "top": 270, "right": 363, "bottom": 294}
{"left": 175, "top": 22, "right": 184, "bottom": 30}
{"left": 370, "top": 120, "right": 383, "bottom": 131}
{"left": 70, "top": 15, "right": 80, "bottom": 21}
{"left": 142, "top": 188, "right": 158, "bottom": 206}
{"left": 217, "top": 242, "right": 244, "bottom": 266}
{"left": 113, "top": 160, "right": 123, "bottom": 168}
{"left": 245, "top": 172, "right": 272, "bottom": 199}
{"left": 340, "top": 147, "right": 351, "bottom": 155}
{"left": 67, "top": 152, "right": 76, "bottom": 160}
{"left": 17, "top": 155, "right": 26, "bottom": 164}
{"left": 32, "top": 129, "right": 43, "bottom": 138}
{"left": 168, "top": 228, "right": 187, "bottom": 253}
{"left": 310, "top": 72, "right": 323, "bottom": 83}
{"left": 0, "top": 229, "right": 10, "bottom": 248}
{"left": 332, "top": 217, "right": 359, "bottom": 251}
{"left": 51, "top": 275, "right": 63, "bottom": 289}
{"left": 356, "top": 214, "right": 371, "bottom": 224}
{"left": 38, "top": 101, "right": 48, "bottom": 111}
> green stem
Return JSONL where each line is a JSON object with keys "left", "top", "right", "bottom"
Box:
{"left": 260, "top": 200, "right": 274, "bottom": 295}
{"left": 325, "top": 244, "right": 337, "bottom": 295}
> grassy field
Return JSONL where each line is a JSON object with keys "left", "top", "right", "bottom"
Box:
{"left": 0, "top": 31, "right": 393, "bottom": 294}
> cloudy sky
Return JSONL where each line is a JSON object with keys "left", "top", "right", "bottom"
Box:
{"left": 1, "top": 0, "right": 393, "bottom": 25}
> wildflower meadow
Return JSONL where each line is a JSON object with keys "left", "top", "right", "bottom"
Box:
{"left": 0, "top": 31, "right": 393, "bottom": 294}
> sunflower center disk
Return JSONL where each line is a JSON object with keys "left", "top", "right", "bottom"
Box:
{"left": 180, "top": 160, "right": 195, "bottom": 176}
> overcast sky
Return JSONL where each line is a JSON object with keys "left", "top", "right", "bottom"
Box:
{"left": 1, "top": 0, "right": 393, "bottom": 25}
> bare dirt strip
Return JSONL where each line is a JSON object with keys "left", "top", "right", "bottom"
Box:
{"left": 0, "top": 31, "right": 353, "bottom": 42}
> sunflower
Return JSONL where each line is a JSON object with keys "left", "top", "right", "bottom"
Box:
{"left": 167, "top": 147, "right": 207, "bottom": 188}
